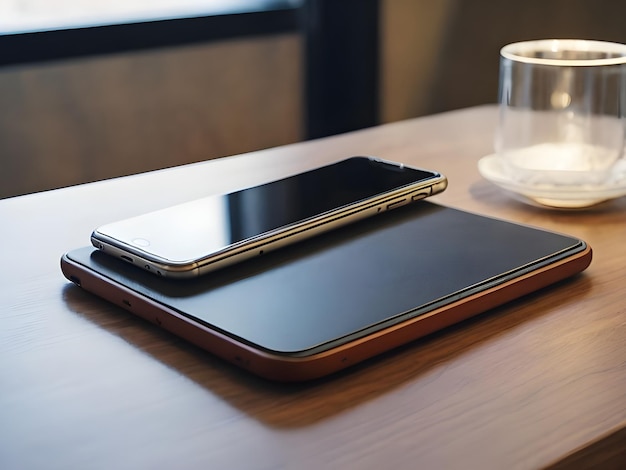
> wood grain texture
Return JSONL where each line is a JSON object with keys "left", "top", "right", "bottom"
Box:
{"left": 1, "top": 106, "right": 625, "bottom": 469}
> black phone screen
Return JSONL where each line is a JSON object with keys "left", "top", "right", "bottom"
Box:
{"left": 95, "top": 157, "right": 442, "bottom": 266}
{"left": 217, "top": 157, "right": 437, "bottom": 245}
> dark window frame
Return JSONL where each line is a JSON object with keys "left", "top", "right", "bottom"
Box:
{"left": 0, "top": 0, "right": 379, "bottom": 139}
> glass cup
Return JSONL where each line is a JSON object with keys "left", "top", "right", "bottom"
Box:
{"left": 495, "top": 39, "right": 626, "bottom": 187}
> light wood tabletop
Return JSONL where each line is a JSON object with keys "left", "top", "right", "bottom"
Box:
{"left": 1, "top": 105, "right": 625, "bottom": 469}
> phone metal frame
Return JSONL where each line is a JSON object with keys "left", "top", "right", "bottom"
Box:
{"left": 91, "top": 157, "right": 447, "bottom": 279}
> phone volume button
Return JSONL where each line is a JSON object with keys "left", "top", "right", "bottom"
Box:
{"left": 412, "top": 190, "right": 431, "bottom": 201}
{"left": 386, "top": 198, "right": 408, "bottom": 210}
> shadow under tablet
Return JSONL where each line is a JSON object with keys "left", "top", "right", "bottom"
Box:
{"left": 61, "top": 202, "right": 591, "bottom": 381}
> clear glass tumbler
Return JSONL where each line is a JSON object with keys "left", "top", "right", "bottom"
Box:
{"left": 496, "top": 39, "right": 626, "bottom": 187}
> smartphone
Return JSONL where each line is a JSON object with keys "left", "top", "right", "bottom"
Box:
{"left": 90, "top": 156, "right": 447, "bottom": 278}
{"left": 65, "top": 202, "right": 592, "bottom": 381}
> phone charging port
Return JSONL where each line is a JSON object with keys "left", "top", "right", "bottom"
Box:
{"left": 121, "top": 255, "right": 134, "bottom": 263}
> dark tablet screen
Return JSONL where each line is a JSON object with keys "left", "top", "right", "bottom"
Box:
{"left": 67, "top": 202, "right": 585, "bottom": 355}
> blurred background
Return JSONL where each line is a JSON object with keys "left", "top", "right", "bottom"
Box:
{"left": 2, "top": 0, "right": 626, "bottom": 198}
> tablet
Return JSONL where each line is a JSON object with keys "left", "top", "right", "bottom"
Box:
{"left": 61, "top": 202, "right": 592, "bottom": 381}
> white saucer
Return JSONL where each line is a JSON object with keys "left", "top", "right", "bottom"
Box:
{"left": 478, "top": 154, "right": 626, "bottom": 209}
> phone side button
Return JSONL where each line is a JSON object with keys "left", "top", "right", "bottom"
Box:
{"left": 386, "top": 198, "right": 408, "bottom": 210}
{"left": 412, "top": 190, "right": 431, "bottom": 201}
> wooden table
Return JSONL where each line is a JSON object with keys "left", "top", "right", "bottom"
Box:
{"left": 1, "top": 105, "right": 625, "bottom": 469}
